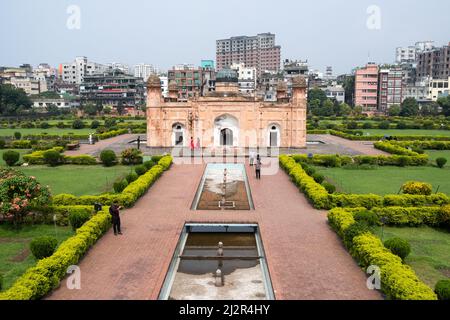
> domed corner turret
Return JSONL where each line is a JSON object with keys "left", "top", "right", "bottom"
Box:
{"left": 168, "top": 80, "right": 178, "bottom": 91}
{"left": 216, "top": 68, "right": 239, "bottom": 83}
{"left": 291, "top": 76, "right": 307, "bottom": 88}
{"left": 146, "top": 74, "right": 161, "bottom": 88}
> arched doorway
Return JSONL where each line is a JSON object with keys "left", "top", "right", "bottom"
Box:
{"left": 220, "top": 128, "right": 233, "bottom": 146}
{"left": 172, "top": 123, "right": 185, "bottom": 146}
{"left": 214, "top": 114, "right": 239, "bottom": 147}
{"left": 268, "top": 124, "right": 281, "bottom": 147}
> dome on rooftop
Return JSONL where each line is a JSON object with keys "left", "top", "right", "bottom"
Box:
{"left": 146, "top": 75, "right": 161, "bottom": 88}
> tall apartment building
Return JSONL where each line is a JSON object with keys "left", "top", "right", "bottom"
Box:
{"left": 378, "top": 67, "right": 405, "bottom": 113}
{"left": 417, "top": 42, "right": 450, "bottom": 79}
{"left": 59, "top": 56, "right": 108, "bottom": 85}
{"left": 107, "top": 62, "right": 131, "bottom": 75}
{"left": 134, "top": 64, "right": 158, "bottom": 82}
{"left": 216, "top": 33, "right": 281, "bottom": 77}
{"left": 354, "top": 63, "right": 379, "bottom": 113}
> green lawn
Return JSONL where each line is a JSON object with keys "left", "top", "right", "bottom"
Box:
{"left": 317, "top": 166, "right": 450, "bottom": 195}
{"left": 0, "top": 149, "right": 31, "bottom": 166}
{"left": 0, "top": 128, "right": 96, "bottom": 137}
{"left": 372, "top": 226, "right": 450, "bottom": 288}
{"left": 426, "top": 150, "right": 450, "bottom": 166}
{"left": 17, "top": 165, "right": 134, "bottom": 196}
{"left": 0, "top": 224, "right": 74, "bottom": 291}
{"left": 360, "top": 129, "right": 450, "bottom": 137}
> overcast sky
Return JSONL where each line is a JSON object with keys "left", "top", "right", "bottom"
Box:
{"left": 1, "top": 0, "right": 449, "bottom": 75}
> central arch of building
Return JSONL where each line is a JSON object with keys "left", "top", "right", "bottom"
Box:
{"left": 214, "top": 114, "right": 239, "bottom": 147}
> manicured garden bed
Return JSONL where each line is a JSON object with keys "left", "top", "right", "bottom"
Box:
{"left": 426, "top": 150, "right": 450, "bottom": 166}
{"left": 0, "top": 128, "right": 95, "bottom": 137}
{"left": 0, "top": 224, "right": 74, "bottom": 291}
{"left": 372, "top": 226, "right": 450, "bottom": 289}
{"left": 316, "top": 166, "right": 450, "bottom": 195}
{"left": 17, "top": 165, "right": 134, "bottom": 196}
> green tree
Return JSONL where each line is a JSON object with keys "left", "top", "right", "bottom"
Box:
{"left": 307, "top": 88, "right": 328, "bottom": 105}
{"left": 82, "top": 103, "right": 98, "bottom": 116}
{"left": 437, "top": 96, "right": 450, "bottom": 116}
{"left": 0, "top": 84, "right": 32, "bottom": 115}
{"left": 400, "top": 98, "right": 419, "bottom": 117}
{"left": 337, "top": 103, "right": 352, "bottom": 116}
{"left": 420, "top": 102, "right": 439, "bottom": 116}
{"left": 352, "top": 105, "right": 363, "bottom": 116}
{"left": 116, "top": 102, "right": 125, "bottom": 116}
{"left": 318, "top": 99, "right": 335, "bottom": 116}
{"left": 342, "top": 75, "right": 355, "bottom": 106}
{"left": 45, "top": 103, "right": 59, "bottom": 114}
{"left": 388, "top": 104, "right": 401, "bottom": 116}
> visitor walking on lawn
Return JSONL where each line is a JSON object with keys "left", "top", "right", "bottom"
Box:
{"left": 109, "top": 201, "right": 123, "bottom": 236}
{"left": 255, "top": 154, "right": 261, "bottom": 180}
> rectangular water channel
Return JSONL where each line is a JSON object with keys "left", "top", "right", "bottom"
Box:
{"left": 158, "top": 224, "right": 274, "bottom": 300}
{"left": 191, "top": 163, "right": 254, "bottom": 210}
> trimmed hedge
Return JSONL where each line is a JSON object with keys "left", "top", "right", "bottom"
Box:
{"left": 23, "top": 147, "right": 96, "bottom": 165}
{"left": 352, "top": 233, "right": 437, "bottom": 300}
{"left": 374, "top": 141, "right": 419, "bottom": 156}
{"left": 280, "top": 156, "right": 449, "bottom": 209}
{"left": 327, "top": 208, "right": 437, "bottom": 300}
{"left": 330, "top": 130, "right": 450, "bottom": 142}
{"left": 0, "top": 209, "right": 112, "bottom": 300}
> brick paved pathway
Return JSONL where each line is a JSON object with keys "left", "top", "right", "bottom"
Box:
{"left": 46, "top": 160, "right": 381, "bottom": 300}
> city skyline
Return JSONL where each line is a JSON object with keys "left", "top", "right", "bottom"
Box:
{"left": 1, "top": 0, "right": 450, "bottom": 75}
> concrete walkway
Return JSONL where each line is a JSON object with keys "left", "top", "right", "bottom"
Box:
{"left": 64, "top": 134, "right": 139, "bottom": 157}
{"left": 46, "top": 160, "right": 381, "bottom": 300}
{"left": 317, "top": 134, "right": 389, "bottom": 156}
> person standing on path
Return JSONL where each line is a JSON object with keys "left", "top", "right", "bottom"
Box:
{"left": 109, "top": 201, "right": 123, "bottom": 236}
{"left": 255, "top": 154, "right": 261, "bottom": 180}
{"left": 190, "top": 137, "right": 195, "bottom": 151}
{"left": 249, "top": 151, "right": 255, "bottom": 166}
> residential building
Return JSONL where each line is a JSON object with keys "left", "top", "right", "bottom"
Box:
{"left": 32, "top": 97, "right": 71, "bottom": 109}
{"left": 107, "top": 63, "right": 131, "bottom": 75}
{"left": 216, "top": 33, "right": 281, "bottom": 77}
{"left": 167, "top": 64, "right": 217, "bottom": 99}
{"left": 79, "top": 69, "right": 145, "bottom": 107}
{"left": 230, "top": 63, "right": 257, "bottom": 95}
{"left": 167, "top": 65, "right": 203, "bottom": 99}
{"left": 378, "top": 67, "right": 405, "bottom": 113}
{"left": 396, "top": 41, "right": 435, "bottom": 64}
{"left": 324, "top": 85, "right": 345, "bottom": 104}
{"left": 417, "top": 42, "right": 450, "bottom": 79}
{"left": 428, "top": 77, "right": 450, "bottom": 101}
{"left": 134, "top": 63, "right": 158, "bottom": 82}
{"left": 396, "top": 46, "right": 416, "bottom": 64}
{"left": 0, "top": 67, "right": 45, "bottom": 95}
{"left": 354, "top": 63, "right": 379, "bottom": 113}
{"left": 404, "top": 79, "right": 431, "bottom": 103}
{"left": 160, "top": 76, "right": 169, "bottom": 98}
{"left": 59, "top": 56, "right": 108, "bottom": 85}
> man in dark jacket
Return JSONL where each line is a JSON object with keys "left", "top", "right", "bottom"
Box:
{"left": 109, "top": 201, "right": 123, "bottom": 236}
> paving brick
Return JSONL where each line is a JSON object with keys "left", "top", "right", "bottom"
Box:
{"left": 46, "top": 160, "right": 381, "bottom": 300}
